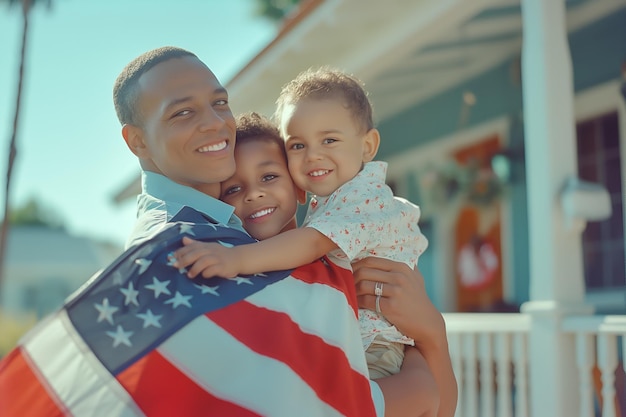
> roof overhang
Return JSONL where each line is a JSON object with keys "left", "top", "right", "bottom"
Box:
{"left": 226, "top": 0, "right": 623, "bottom": 124}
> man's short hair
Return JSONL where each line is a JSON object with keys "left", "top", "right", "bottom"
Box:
{"left": 113, "top": 46, "right": 198, "bottom": 126}
{"left": 274, "top": 66, "right": 374, "bottom": 134}
{"left": 236, "top": 112, "right": 287, "bottom": 160}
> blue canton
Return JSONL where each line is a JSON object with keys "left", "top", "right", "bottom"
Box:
{"left": 64, "top": 206, "right": 292, "bottom": 375}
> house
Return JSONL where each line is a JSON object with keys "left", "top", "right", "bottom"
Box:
{"left": 1, "top": 226, "right": 121, "bottom": 319}
{"left": 115, "top": 0, "right": 626, "bottom": 415}
{"left": 225, "top": 0, "right": 626, "bottom": 315}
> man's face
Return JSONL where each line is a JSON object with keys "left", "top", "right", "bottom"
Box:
{"left": 129, "top": 56, "right": 236, "bottom": 198}
{"left": 220, "top": 139, "right": 301, "bottom": 241}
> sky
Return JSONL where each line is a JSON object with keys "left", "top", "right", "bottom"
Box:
{"left": 0, "top": 0, "right": 277, "bottom": 248}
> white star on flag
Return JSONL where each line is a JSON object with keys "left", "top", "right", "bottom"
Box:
{"left": 179, "top": 223, "right": 196, "bottom": 235}
{"left": 164, "top": 291, "right": 192, "bottom": 309}
{"left": 194, "top": 284, "right": 220, "bottom": 296}
{"left": 232, "top": 277, "right": 253, "bottom": 285}
{"left": 136, "top": 309, "right": 163, "bottom": 328}
{"left": 94, "top": 298, "right": 119, "bottom": 325}
{"left": 106, "top": 325, "right": 134, "bottom": 348}
{"left": 145, "top": 277, "right": 171, "bottom": 298}
{"left": 135, "top": 258, "right": 152, "bottom": 274}
{"left": 166, "top": 252, "right": 187, "bottom": 274}
{"left": 120, "top": 282, "right": 140, "bottom": 307}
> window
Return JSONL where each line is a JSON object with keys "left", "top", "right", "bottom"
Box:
{"left": 576, "top": 112, "right": 625, "bottom": 296}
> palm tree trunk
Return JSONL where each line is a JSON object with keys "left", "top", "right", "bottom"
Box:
{"left": 0, "top": 0, "right": 31, "bottom": 296}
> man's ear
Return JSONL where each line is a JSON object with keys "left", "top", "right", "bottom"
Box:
{"left": 362, "top": 128, "right": 380, "bottom": 162}
{"left": 296, "top": 186, "right": 307, "bottom": 205}
{"left": 122, "top": 124, "right": 150, "bottom": 158}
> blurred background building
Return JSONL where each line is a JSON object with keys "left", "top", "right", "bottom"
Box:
{"left": 117, "top": 0, "right": 626, "bottom": 316}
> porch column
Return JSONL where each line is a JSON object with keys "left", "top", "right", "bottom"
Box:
{"left": 519, "top": 0, "right": 591, "bottom": 416}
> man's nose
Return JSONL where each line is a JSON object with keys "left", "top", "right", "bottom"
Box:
{"left": 198, "top": 107, "right": 226, "bottom": 131}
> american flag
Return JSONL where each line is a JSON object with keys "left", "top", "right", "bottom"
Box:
{"left": 0, "top": 207, "right": 376, "bottom": 417}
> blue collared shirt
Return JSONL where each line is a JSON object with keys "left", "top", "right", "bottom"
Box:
{"left": 125, "top": 171, "right": 244, "bottom": 248}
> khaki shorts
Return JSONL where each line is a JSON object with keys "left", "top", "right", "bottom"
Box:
{"left": 365, "top": 337, "right": 406, "bottom": 379}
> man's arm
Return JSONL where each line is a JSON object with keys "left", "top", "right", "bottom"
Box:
{"left": 376, "top": 346, "right": 439, "bottom": 417}
{"left": 353, "top": 257, "right": 458, "bottom": 417}
{"left": 174, "top": 228, "right": 337, "bottom": 278}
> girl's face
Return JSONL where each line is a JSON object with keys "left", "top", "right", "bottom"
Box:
{"left": 220, "top": 139, "right": 303, "bottom": 241}
{"left": 280, "top": 98, "right": 379, "bottom": 197}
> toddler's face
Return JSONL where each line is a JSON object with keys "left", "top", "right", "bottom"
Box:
{"left": 220, "top": 139, "right": 301, "bottom": 240}
{"left": 279, "top": 97, "right": 378, "bottom": 197}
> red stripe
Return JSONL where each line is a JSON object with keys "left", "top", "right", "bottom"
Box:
{"left": 209, "top": 301, "right": 376, "bottom": 417}
{"left": 0, "top": 347, "right": 67, "bottom": 417}
{"left": 117, "top": 350, "right": 260, "bottom": 417}
{"left": 290, "top": 257, "right": 359, "bottom": 315}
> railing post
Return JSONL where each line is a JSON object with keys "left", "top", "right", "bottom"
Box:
{"left": 519, "top": 0, "right": 593, "bottom": 416}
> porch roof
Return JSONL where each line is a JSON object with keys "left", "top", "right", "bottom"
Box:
{"left": 112, "top": 0, "right": 623, "bottom": 204}
{"left": 225, "top": 0, "right": 617, "bottom": 125}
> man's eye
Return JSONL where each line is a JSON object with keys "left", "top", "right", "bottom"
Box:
{"left": 262, "top": 174, "right": 278, "bottom": 182}
{"left": 215, "top": 99, "right": 229, "bottom": 106}
{"left": 173, "top": 109, "right": 191, "bottom": 117}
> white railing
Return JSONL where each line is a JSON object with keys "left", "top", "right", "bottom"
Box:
{"left": 443, "top": 313, "right": 626, "bottom": 417}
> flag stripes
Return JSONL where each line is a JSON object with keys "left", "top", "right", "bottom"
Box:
{"left": 0, "top": 207, "right": 378, "bottom": 416}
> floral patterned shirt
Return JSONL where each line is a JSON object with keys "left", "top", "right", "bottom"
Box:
{"left": 303, "top": 161, "right": 428, "bottom": 349}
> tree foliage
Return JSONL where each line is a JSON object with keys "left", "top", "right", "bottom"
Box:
{"left": 9, "top": 198, "right": 64, "bottom": 229}
{"left": 253, "top": 0, "right": 302, "bottom": 22}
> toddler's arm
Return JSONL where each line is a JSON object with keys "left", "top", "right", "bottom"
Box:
{"left": 174, "top": 228, "right": 337, "bottom": 278}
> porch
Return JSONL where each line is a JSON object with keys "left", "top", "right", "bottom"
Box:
{"left": 444, "top": 312, "right": 626, "bottom": 417}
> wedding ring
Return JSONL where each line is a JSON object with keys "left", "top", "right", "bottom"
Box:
{"left": 374, "top": 281, "right": 384, "bottom": 297}
{"left": 375, "top": 295, "right": 382, "bottom": 314}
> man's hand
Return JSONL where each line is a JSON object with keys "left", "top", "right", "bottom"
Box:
{"left": 352, "top": 257, "right": 458, "bottom": 417}
{"left": 173, "top": 237, "right": 241, "bottom": 279}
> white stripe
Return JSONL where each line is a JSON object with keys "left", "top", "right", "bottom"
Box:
{"left": 22, "top": 311, "right": 144, "bottom": 417}
{"left": 159, "top": 315, "right": 343, "bottom": 417}
{"left": 247, "top": 276, "right": 369, "bottom": 377}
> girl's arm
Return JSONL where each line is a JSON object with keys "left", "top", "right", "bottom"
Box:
{"left": 174, "top": 228, "right": 337, "bottom": 278}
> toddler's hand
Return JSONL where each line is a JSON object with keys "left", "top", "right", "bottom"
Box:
{"left": 174, "top": 237, "right": 240, "bottom": 279}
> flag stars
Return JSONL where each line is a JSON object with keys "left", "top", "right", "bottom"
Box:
{"left": 164, "top": 291, "right": 192, "bottom": 309}
{"left": 231, "top": 277, "right": 253, "bottom": 286}
{"left": 145, "top": 277, "right": 171, "bottom": 298}
{"left": 166, "top": 252, "right": 187, "bottom": 274}
{"left": 106, "top": 325, "right": 134, "bottom": 348}
{"left": 217, "top": 240, "right": 234, "bottom": 248}
{"left": 135, "top": 258, "right": 152, "bottom": 274}
{"left": 120, "top": 282, "right": 140, "bottom": 307}
{"left": 179, "top": 223, "right": 196, "bottom": 236}
{"left": 95, "top": 298, "right": 119, "bottom": 325}
{"left": 194, "top": 283, "right": 220, "bottom": 296}
{"left": 111, "top": 271, "right": 124, "bottom": 286}
{"left": 136, "top": 309, "right": 163, "bottom": 328}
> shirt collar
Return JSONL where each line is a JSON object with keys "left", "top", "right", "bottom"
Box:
{"left": 141, "top": 171, "right": 235, "bottom": 225}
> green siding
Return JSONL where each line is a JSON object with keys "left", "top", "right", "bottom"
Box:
{"left": 376, "top": 9, "right": 625, "bottom": 307}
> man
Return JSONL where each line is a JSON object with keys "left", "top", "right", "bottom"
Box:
{"left": 0, "top": 46, "right": 455, "bottom": 417}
